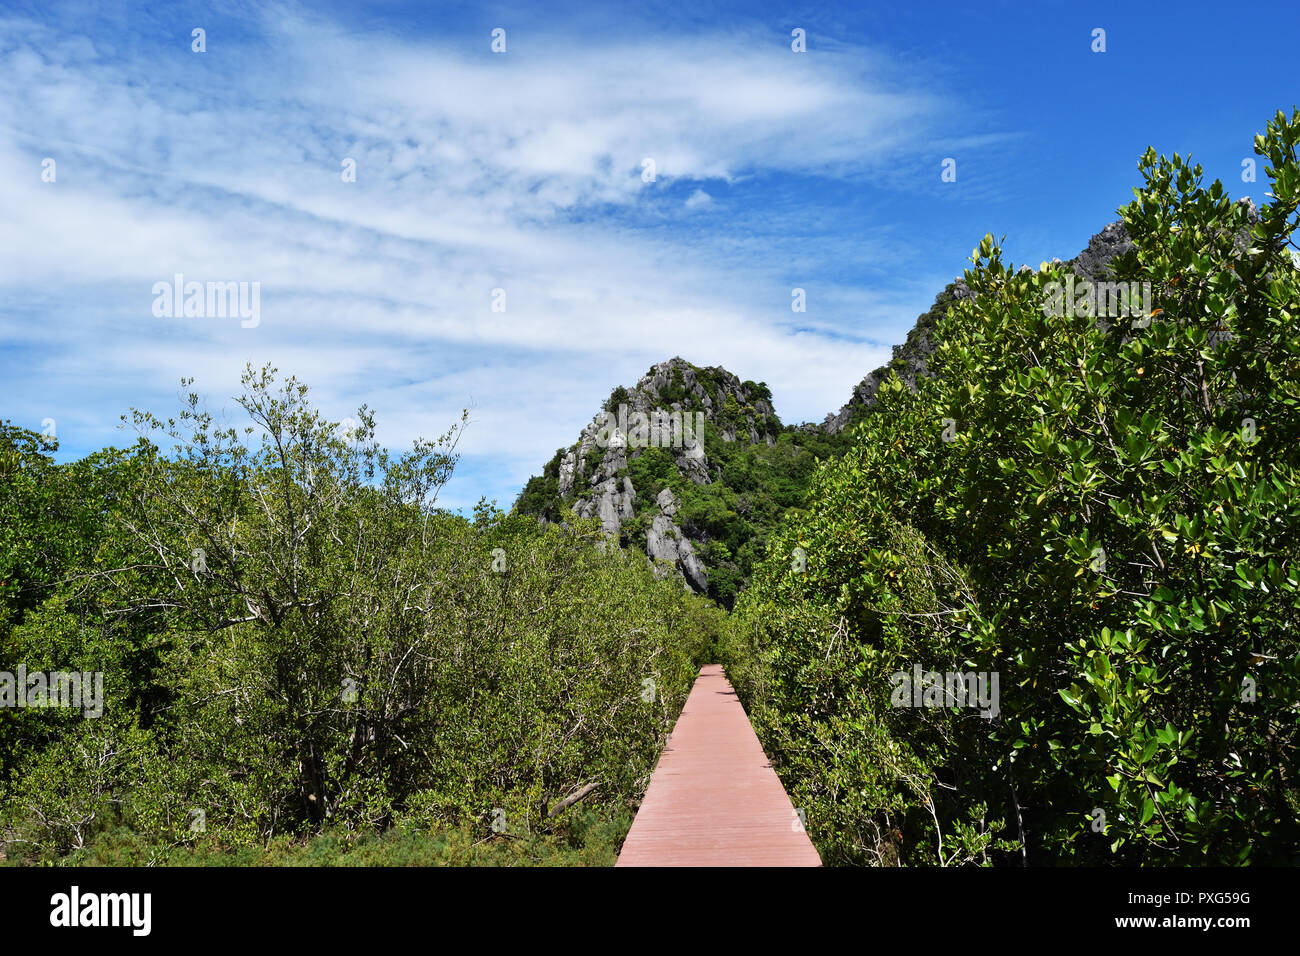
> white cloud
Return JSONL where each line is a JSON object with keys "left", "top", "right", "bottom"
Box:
{"left": 684, "top": 189, "right": 713, "bottom": 210}
{"left": 0, "top": 4, "right": 981, "bottom": 509}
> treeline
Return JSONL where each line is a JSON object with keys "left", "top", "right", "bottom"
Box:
{"left": 0, "top": 368, "right": 724, "bottom": 864}
{"left": 722, "top": 109, "right": 1300, "bottom": 865}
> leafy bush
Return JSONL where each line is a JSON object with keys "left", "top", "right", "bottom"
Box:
{"left": 731, "top": 109, "right": 1300, "bottom": 866}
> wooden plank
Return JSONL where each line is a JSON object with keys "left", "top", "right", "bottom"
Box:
{"left": 616, "top": 664, "right": 821, "bottom": 867}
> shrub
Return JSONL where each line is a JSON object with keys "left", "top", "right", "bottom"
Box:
{"left": 731, "top": 109, "right": 1300, "bottom": 866}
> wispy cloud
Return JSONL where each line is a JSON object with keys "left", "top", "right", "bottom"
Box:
{"left": 0, "top": 1, "right": 1001, "bottom": 509}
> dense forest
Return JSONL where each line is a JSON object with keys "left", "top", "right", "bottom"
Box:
{"left": 3, "top": 109, "right": 1299, "bottom": 865}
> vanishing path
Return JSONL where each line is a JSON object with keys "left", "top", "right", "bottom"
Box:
{"left": 616, "top": 664, "right": 821, "bottom": 867}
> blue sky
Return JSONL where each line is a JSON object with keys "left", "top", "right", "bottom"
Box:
{"left": 2, "top": 0, "right": 1297, "bottom": 510}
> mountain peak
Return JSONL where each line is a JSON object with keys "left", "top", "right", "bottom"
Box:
{"left": 515, "top": 357, "right": 794, "bottom": 599}
{"left": 517, "top": 216, "right": 1164, "bottom": 601}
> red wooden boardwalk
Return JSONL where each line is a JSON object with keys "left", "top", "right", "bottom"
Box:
{"left": 616, "top": 664, "right": 821, "bottom": 867}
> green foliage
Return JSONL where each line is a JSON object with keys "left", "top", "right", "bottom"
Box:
{"left": 15, "top": 806, "right": 631, "bottom": 867}
{"left": 1, "top": 367, "right": 714, "bottom": 863}
{"left": 668, "top": 422, "right": 851, "bottom": 605}
{"left": 515, "top": 449, "right": 565, "bottom": 523}
{"left": 604, "top": 386, "right": 631, "bottom": 413}
{"left": 743, "top": 380, "right": 774, "bottom": 406}
{"left": 625, "top": 446, "right": 677, "bottom": 502}
{"left": 731, "top": 108, "right": 1300, "bottom": 866}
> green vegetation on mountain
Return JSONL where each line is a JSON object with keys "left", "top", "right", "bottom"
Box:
{"left": 515, "top": 361, "right": 853, "bottom": 606}
{"left": 629, "top": 421, "right": 851, "bottom": 606}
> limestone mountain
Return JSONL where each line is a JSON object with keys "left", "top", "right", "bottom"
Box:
{"left": 514, "top": 216, "right": 1164, "bottom": 604}
{"left": 514, "top": 358, "right": 845, "bottom": 605}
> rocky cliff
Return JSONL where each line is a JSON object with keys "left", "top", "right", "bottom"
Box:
{"left": 516, "top": 358, "right": 781, "bottom": 596}
{"left": 515, "top": 216, "right": 1189, "bottom": 597}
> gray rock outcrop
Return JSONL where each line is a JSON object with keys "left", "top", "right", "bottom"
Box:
{"left": 532, "top": 357, "right": 778, "bottom": 592}
{"left": 645, "top": 489, "right": 708, "bottom": 592}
